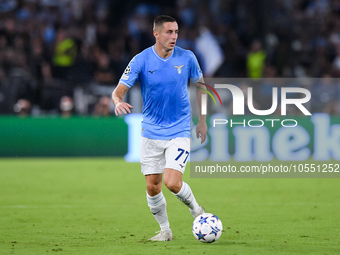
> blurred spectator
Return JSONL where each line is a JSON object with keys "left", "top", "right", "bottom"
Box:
{"left": 59, "top": 96, "right": 74, "bottom": 118}
{"left": 13, "top": 99, "right": 31, "bottom": 117}
{"left": 94, "top": 52, "right": 116, "bottom": 86}
{"left": 0, "top": 0, "right": 17, "bottom": 13}
{"left": 52, "top": 28, "right": 77, "bottom": 80}
{"left": 92, "top": 96, "right": 112, "bottom": 116}
{"left": 247, "top": 40, "right": 266, "bottom": 78}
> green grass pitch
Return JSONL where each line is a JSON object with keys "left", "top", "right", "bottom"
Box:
{"left": 0, "top": 158, "right": 339, "bottom": 254}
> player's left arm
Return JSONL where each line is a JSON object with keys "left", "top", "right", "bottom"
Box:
{"left": 195, "top": 77, "right": 207, "bottom": 144}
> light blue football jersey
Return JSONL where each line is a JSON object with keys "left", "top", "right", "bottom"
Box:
{"left": 119, "top": 45, "right": 202, "bottom": 140}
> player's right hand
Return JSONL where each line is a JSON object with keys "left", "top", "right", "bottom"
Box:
{"left": 115, "top": 102, "right": 134, "bottom": 116}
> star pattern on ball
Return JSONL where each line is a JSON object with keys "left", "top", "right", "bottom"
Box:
{"left": 195, "top": 230, "right": 206, "bottom": 240}
{"left": 198, "top": 216, "right": 209, "bottom": 225}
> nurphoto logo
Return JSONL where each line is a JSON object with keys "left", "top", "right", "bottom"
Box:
{"left": 200, "top": 83, "right": 311, "bottom": 128}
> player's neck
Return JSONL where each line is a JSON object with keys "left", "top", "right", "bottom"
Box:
{"left": 154, "top": 44, "right": 173, "bottom": 59}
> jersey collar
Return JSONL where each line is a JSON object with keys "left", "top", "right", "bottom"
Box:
{"left": 152, "top": 45, "right": 174, "bottom": 62}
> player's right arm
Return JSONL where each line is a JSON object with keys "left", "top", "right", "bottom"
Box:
{"left": 112, "top": 53, "right": 142, "bottom": 116}
{"left": 112, "top": 84, "right": 134, "bottom": 116}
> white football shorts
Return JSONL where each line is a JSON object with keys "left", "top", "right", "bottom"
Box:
{"left": 140, "top": 137, "right": 190, "bottom": 175}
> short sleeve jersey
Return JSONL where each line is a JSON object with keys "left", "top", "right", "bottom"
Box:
{"left": 119, "top": 46, "right": 202, "bottom": 140}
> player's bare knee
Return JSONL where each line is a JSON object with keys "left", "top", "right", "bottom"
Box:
{"left": 146, "top": 183, "right": 162, "bottom": 196}
{"left": 164, "top": 179, "right": 181, "bottom": 193}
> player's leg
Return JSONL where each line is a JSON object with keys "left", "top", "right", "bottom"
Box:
{"left": 141, "top": 137, "right": 172, "bottom": 241}
{"left": 163, "top": 168, "right": 204, "bottom": 218}
{"left": 145, "top": 174, "right": 171, "bottom": 232}
{"left": 163, "top": 137, "right": 205, "bottom": 218}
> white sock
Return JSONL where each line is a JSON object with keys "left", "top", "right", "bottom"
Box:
{"left": 147, "top": 191, "right": 170, "bottom": 231}
{"left": 173, "top": 182, "right": 200, "bottom": 214}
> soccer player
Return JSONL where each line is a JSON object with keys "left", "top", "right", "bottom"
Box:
{"left": 112, "top": 15, "right": 207, "bottom": 241}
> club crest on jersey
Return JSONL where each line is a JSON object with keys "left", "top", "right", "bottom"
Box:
{"left": 174, "top": 65, "right": 184, "bottom": 74}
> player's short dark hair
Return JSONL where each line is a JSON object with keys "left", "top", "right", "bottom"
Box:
{"left": 153, "top": 15, "right": 177, "bottom": 30}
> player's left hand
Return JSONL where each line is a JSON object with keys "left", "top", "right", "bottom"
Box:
{"left": 114, "top": 102, "right": 134, "bottom": 116}
{"left": 196, "top": 120, "right": 207, "bottom": 144}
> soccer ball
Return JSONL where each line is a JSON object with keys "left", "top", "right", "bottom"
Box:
{"left": 192, "top": 213, "right": 223, "bottom": 243}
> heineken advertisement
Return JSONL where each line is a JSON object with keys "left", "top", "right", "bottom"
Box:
{"left": 192, "top": 113, "right": 340, "bottom": 162}
{"left": 124, "top": 113, "right": 340, "bottom": 162}
{"left": 1, "top": 113, "right": 339, "bottom": 160}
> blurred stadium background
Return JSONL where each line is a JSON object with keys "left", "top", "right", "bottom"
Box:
{"left": 1, "top": 3, "right": 339, "bottom": 254}
{"left": 0, "top": 0, "right": 340, "bottom": 158}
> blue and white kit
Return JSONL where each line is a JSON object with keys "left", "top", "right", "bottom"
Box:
{"left": 119, "top": 45, "right": 203, "bottom": 140}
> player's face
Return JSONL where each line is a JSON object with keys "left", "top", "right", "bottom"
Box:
{"left": 155, "top": 22, "right": 178, "bottom": 51}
